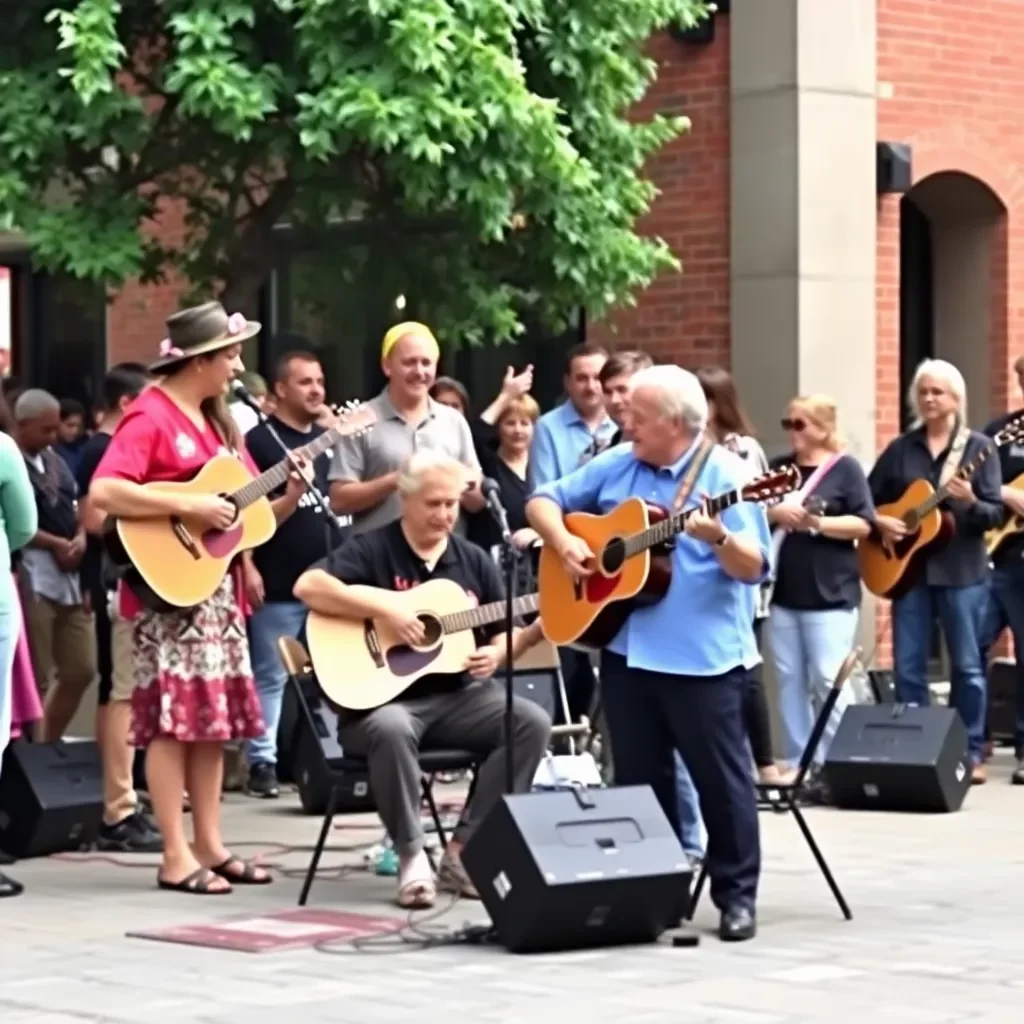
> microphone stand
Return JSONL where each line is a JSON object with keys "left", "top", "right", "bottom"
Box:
{"left": 482, "top": 481, "right": 518, "bottom": 795}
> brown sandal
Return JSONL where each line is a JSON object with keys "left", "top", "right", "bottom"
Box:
{"left": 210, "top": 856, "right": 272, "bottom": 885}
{"left": 157, "top": 867, "right": 231, "bottom": 895}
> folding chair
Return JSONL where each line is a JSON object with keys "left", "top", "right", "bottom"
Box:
{"left": 686, "top": 648, "right": 861, "bottom": 924}
{"left": 276, "top": 637, "right": 480, "bottom": 907}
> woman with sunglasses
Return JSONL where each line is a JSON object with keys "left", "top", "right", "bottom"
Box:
{"left": 766, "top": 396, "right": 875, "bottom": 787}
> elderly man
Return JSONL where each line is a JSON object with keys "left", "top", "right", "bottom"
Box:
{"left": 329, "top": 322, "right": 484, "bottom": 533}
{"left": 14, "top": 389, "right": 97, "bottom": 742}
{"left": 295, "top": 451, "right": 550, "bottom": 911}
{"left": 527, "top": 364, "right": 770, "bottom": 942}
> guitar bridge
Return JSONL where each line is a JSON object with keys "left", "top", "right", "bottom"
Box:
{"left": 364, "top": 619, "right": 384, "bottom": 669}
{"left": 170, "top": 517, "right": 201, "bottom": 560}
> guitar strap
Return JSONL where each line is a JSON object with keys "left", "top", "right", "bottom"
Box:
{"left": 939, "top": 422, "right": 970, "bottom": 486}
{"left": 672, "top": 435, "right": 716, "bottom": 513}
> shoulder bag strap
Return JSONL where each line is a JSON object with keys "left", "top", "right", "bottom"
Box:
{"left": 672, "top": 435, "right": 716, "bottom": 513}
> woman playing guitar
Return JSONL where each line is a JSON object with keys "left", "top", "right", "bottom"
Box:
{"left": 89, "top": 302, "right": 287, "bottom": 895}
{"left": 867, "top": 359, "right": 1002, "bottom": 784}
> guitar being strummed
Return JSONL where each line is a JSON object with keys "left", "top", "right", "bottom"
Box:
{"left": 863, "top": 359, "right": 1012, "bottom": 785}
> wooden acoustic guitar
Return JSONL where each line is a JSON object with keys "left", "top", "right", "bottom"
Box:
{"left": 985, "top": 469, "right": 1024, "bottom": 558}
{"left": 536, "top": 466, "right": 800, "bottom": 649}
{"left": 104, "top": 403, "right": 377, "bottom": 612}
{"left": 859, "top": 415, "right": 1024, "bottom": 599}
{"left": 305, "top": 578, "right": 539, "bottom": 711}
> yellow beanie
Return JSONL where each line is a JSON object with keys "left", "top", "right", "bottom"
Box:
{"left": 381, "top": 321, "right": 440, "bottom": 360}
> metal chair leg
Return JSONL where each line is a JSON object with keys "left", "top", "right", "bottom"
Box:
{"left": 684, "top": 862, "right": 708, "bottom": 922}
{"left": 299, "top": 784, "right": 339, "bottom": 907}
{"left": 791, "top": 803, "right": 853, "bottom": 921}
{"left": 421, "top": 776, "right": 448, "bottom": 849}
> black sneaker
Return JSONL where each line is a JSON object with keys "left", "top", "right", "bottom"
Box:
{"left": 246, "top": 762, "right": 280, "bottom": 799}
{"left": 1011, "top": 757, "right": 1024, "bottom": 785}
{"left": 97, "top": 811, "right": 164, "bottom": 853}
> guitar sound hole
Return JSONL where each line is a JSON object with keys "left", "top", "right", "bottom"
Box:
{"left": 600, "top": 537, "right": 626, "bottom": 575}
{"left": 414, "top": 614, "right": 443, "bottom": 648}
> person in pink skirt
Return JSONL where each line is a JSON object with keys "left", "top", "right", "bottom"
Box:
{"left": 89, "top": 301, "right": 276, "bottom": 896}
{"left": 8, "top": 579, "right": 42, "bottom": 741}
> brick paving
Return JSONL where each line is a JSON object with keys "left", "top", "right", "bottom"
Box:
{"left": 2, "top": 756, "right": 1023, "bottom": 1023}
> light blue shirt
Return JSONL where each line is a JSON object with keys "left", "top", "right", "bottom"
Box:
{"left": 529, "top": 400, "right": 618, "bottom": 487}
{"left": 531, "top": 439, "right": 771, "bottom": 677}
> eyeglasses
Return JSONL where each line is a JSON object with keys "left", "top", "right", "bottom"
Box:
{"left": 780, "top": 417, "right": 807, "bottom": 432}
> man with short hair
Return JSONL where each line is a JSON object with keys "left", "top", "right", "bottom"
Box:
{"left": 15, "top": 389, "right": 97, "bottom": 742}
{"left": 527, "top": 364, "right": 770, "bottom": 942}
{"left": 529, "top": 342, "right": 617, "bottom": 485}
{"left": 599, "top": 350, "right": 654, "bottom": 445}
{"left": 329, "top": 322, "right": 484, "bottom": 533}
{"left": 296, "top": 451, "right": 550, "bottom": 910}
{"left": 78, "top": 364, "right": 161, "bottom": 852}
{"left": 243, "top": 350, "right": 345, "bottom": 797}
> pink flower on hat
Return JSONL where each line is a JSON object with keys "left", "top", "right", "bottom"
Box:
{"left": 226, "top": 312, "right": 247, "bottom": 335}
{"left": 158, "top": 338, "right": 183, "bottom": 358}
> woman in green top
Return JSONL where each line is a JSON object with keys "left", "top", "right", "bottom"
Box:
{"left": 0, "top": 392, "right": 40, "bottom": 898}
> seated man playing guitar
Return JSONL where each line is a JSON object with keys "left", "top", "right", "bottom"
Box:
{"left": 293, "top": 451, "right": 550, "bottom": 910}
{"left": 527, "top": 364, "right": 771, "bottom": 943}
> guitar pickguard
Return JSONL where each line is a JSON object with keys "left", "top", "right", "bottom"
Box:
{"left": 584, "top": 573, "right": 621, "bottom": 603}
{"left": 201, "top": 524, "right": 243, "bottom": 557}
{"left": 385, "top": 645, "right": 442, "bottom": 677}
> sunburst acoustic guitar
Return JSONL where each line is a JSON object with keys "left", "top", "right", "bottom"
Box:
{"left": 536, "top": 466, "right": 800, "bottom": 649}
{"left": 985, "top": 469, "right": 1024, "bottom": 558}
{"left": 859, "top": 415, "right": 1024, "bottom": 599}
{"left": 104, "top": 403, "right": 377, "bottom": 612}
{"left": 305, "top": 578, "right": 539, "bottom": 711}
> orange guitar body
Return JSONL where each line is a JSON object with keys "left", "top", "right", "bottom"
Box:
{"left": 537, "top": 497, "right": 672, "bottom": 648}
{"left": 858, "top": 478, "right": 955, "bottom": 599}
{"left": 104, "top": 454, "right": 277, "bottom": 612}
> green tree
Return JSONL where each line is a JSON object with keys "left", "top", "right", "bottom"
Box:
{"left": 0, "top": 0, "right": 710, "bottom": 345}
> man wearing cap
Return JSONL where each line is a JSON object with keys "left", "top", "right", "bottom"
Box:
{"left": 329, "top": 322, "right": 485, "bottom": 532}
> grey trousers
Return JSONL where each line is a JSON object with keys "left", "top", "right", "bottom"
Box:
{"left": 338, "top": 682, "right": 552, "bottom": 857}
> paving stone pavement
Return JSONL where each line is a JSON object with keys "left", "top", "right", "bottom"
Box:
{"left": 1, "top": 756, "right": 1023, "bottom": 1023}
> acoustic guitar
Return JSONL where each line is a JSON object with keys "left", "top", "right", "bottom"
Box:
{"left": 859, "top": 416, "right": 1024, "bottom": 599}
{"left": 104, "top": 403, "right": 377, "bottom": 612}
{"left": 305, "top": 578, "right": 539, "bottom": 711}
{"left": 536, "top": 466, "right": 799, "bottom": 649}
{"left": 985, "top": 469, "right": 1024, "bottom": 558}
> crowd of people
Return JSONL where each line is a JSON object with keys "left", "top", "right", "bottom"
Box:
{"left": 0, "top": 299, "right": 1021, "bottom": 946}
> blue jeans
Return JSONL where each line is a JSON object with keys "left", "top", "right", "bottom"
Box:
{"left": 766, "top": 606, "right": 859, "bottom": 765}
{"left": 245, "top": 601, "right": 308, "bottom": 768}
{"left": 892, "top": 582, "right": 988, "bottom": 764}
{"left": 674, "top": 754, "right": 706, "bottom": 859}
{"left": 981, "top": 564, "right": 1024, "bottom": 755}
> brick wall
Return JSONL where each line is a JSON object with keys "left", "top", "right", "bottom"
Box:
{"left": 590, "top": 26, "right": 731, "bottom": 369}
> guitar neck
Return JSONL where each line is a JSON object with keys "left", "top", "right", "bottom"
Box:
{"left": 231, "top": 429, "right": 338, "bottom": 509}
{"left": 439, "top": 593, "right": 540, "bottom": 635}
{"left": 622, "top": 490, "right": 741, "bottom": 557}
{"left": 918, "top": 441, "right": 994, "bottom": 517}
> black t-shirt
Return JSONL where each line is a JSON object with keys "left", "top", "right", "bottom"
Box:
{"left": 246, "top": 416, "right": 343, "bottom": 602}
{"left": 984, "top": 409, "right": 1024, "bottom": 567}
{"left": 75, "top": 431, "right": 112, "bottom": 595}
{"left": 318, "top": 519, "right": 505, "bottom": 704}
{"left": 466, "top": 418, "right": 530, "bottom": 553}
{"left": 770, "top": 453, "right": 876, "bottom": 611}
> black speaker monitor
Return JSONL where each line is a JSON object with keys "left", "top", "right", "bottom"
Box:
{"left": 824, "top": 704, "right": 970, "bottom": 813}
{"left": 0, "top": 740, "right": 104, "bottom": 858}
{"left": 461, "top": 785, "right": 692, "bottom": 954}
{"left": 877, "top": 141, "right": 913, "bottom": 195}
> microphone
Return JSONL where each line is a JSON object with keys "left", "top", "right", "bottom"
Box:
{"left": 230, "top": 379, "right": 261, "bottom": 413}
{"left": 481, "top": 477, "right": 512, "bottom": 543}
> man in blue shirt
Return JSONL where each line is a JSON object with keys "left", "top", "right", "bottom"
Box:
{"left": 530, "top": 342, "right": 618, "bottom": 728}
{"left": 527, "top": 364, "right": 770, "bottom": 942}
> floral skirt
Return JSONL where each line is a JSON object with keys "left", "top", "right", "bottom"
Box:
{"left": 130, "top": 577, "right": 265, "bottom": 747}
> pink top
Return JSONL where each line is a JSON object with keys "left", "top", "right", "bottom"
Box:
{"left": 93, "top": 387, "right": 259, "bottom": 619}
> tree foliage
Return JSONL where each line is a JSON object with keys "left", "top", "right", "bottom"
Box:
{"left": 0, "top": 0, "right": 710, "bottom": 344}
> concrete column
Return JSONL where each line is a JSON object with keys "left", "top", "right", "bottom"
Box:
{"left": 729, "top": 0, "right": 878, "bottom": 751}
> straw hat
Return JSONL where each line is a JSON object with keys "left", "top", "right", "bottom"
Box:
{"left": 150, "top": 301, "right": 261, "bottom": 372}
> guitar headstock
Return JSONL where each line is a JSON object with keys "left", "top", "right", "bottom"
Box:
{"left": 993, "top": 414, "right": 1024, "bottom": 448}
{"left": 741, "top": 464, "right": 800, "bottom": 505}
{"left": 329, "top": 401, "right": 378, "bottom": 438}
